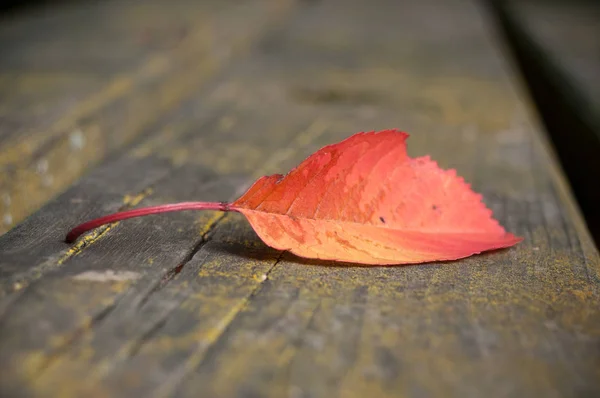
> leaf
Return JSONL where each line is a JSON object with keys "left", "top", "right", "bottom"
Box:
{"left": 231, "top": 130, "right": 521, "bottom": 264}
{"left": 66, "top": 130, "right": 522, "bottom": 265}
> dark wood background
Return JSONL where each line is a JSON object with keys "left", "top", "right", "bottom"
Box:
{"left": 495, "top": 0, "right": 600, "bottom": 245}
{"left": 0, "top": 0, "right": 598, "bottom": 397}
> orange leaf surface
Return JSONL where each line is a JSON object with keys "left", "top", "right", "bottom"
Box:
{"left": 66, "top": 130, "right": 522, "bottom": 265}
{"left": 232, "top": 130, "right": 521, "bottom": 264}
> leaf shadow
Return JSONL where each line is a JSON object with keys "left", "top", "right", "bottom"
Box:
{"left": 210, "top": 239, "right": 512, "bottom": 269}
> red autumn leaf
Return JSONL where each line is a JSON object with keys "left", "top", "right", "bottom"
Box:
{"left": 66, "top": 130, "right": 522, "bottom": 265}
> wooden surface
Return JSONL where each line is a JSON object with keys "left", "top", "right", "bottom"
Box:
{"left": 0, "top": 0, "right": 599, "bottom": 397}
{"left": 496, "top": 0, "right": 600, "bottom": 243}
{"left": 0, "top": 0, "right": 291, "bottom": 234}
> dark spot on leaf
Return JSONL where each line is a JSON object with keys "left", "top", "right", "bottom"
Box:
{"left": 379, "top": 216, "right": 386, "bottom": 223}
{"left": 432, "top": 205, "right": 438, "bottom": 210}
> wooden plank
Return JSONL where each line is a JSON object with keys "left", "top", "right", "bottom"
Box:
{"left": 0, "top": 0, "right": 599, "bottom": 397}
{"left": 0, "top": 96, "right": 325, "bottom": 396}
{"left": 495, "top": 0, "right": 600, "bottom": 243}
{"left": 0, "top": 0, "right": 294, "bottom": 234}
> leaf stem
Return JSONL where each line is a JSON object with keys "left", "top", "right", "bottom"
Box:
{"left": 65, "top": 202, "right": 237, "bottom": 243}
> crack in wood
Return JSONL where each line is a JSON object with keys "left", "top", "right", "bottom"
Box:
{"left": 140, "top": 214, "right": 229, "bottom": 308}
{"left": 4, "top": 115, "right": 329, "bottom": 389}
{"left": 3, "top": 187, "right": 158, "bottom": 296}
{"left": 150, "top": 250, "right": 286, "bottom": 398}
{"left": 42, "top": 120, "right": 333, "bottom": 387}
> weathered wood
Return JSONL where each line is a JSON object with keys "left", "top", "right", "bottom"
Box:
{"left": 0, "top": 0, "right": 599, "bottom": 397}
{"left": 0, "top": 0, "right": 294, "bottom": 234}
{"left": 495, "top": 0, "right": 600, "bottom": 243}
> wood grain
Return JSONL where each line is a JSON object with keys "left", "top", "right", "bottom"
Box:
{"left": 0, "top": 0, "right": 599, "bottom": 397}
{"left": 0, "top": 0, "right": 294, "bottom": 234}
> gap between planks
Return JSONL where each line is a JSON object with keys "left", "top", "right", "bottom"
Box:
{"left": 24, "top": 119, "right": 331, "bottom": 384}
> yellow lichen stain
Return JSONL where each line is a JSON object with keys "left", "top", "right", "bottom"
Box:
{"left": 57, "top": 225, "right": 116, "bottom": 265}
{"left": 197, "top": 212, "right": 227, "bottom": 238}
{"left": 123, "top": 188, "right": 153, "bottom": 206}
{"left": 197, "top": 268, "right": 241, "bottom": 279}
